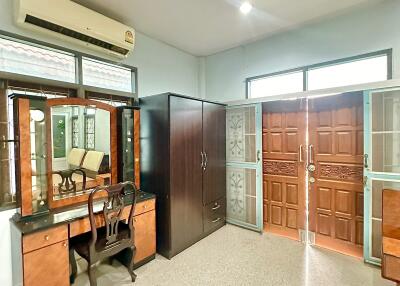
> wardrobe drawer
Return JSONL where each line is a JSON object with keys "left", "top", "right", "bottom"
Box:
{"left": 23, "top": 225, "right": 68, "bottom": 254}
{"left": 204, "top": 197, "right": 226, "bottom": 233}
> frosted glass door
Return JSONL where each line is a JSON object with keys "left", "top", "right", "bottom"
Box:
{"left": 364, "top": 88, "right": 400, "bottom": 265}
{"left": 226, "top": 104, "right": 262, "bottom": 232}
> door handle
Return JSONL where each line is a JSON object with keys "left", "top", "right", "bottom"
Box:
{"left": 299, "top": 145, "right": 303, "bottom": 163}
{"left": 201, "top": 151, "right": 204, "bottom": 169}
{"left": 257, "top": 150, "right": 261, "bottom": 163}
{"left": 308, "top": 144, "right": 314, "bottom": 164}
{"left": 364, "top": 154, "right": 369, "bottom": 169}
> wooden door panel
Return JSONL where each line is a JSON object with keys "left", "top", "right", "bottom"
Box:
{"left": 170, "top": 96, "right": 204, "bottom": 253}
{"left": 262, "top": 100, "right": 306, "bottom": 240}
{"left": 202, "top": 102, "right": 226, "bottom": 205}
{"left": 308, "top": 92, "right": 364, "bottom": 257}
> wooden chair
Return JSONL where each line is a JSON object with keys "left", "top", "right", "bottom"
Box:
{"left": 382, "top": 189, "right": 400, "bottom": 285}
{"left": 69, "top": 182, "right": 137, "bottom": 286}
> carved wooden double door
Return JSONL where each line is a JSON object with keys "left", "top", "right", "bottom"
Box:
{"left": 262, "top": 92, "right": 364, "bottom": 257}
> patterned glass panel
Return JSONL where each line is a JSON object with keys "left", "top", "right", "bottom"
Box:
{"left": 227, "top": 106, "right": 256, "bottom": 163}
{"left": 227, "top": 167, "right": 257, "bottom": 225}
{"left": 82, "top": 57, "right": 132, "bottom": 93}
{"left": 72, "top": 116, "right": 79, "bottom": 148}
{"left": 0, "top": 37, "right": 75, "bottom": 83}
{"left": 371, "top": 90, "right": 400, "bottom": 173}
{"left": 85, "top": 116, "right": 95, "bottom": 150}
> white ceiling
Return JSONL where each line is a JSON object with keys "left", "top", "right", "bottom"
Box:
{"left": 73, "top": 0, "right": 383, "bottom": 56}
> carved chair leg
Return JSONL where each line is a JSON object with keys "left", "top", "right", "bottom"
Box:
{"left": 69, "top": 248, "right": 78, "bottom": 284}
{"left": 88, "top": 264, "right": 97, "bottom": 286}
{"left": 127, "top": 247, "right": 137, "bottom": 283}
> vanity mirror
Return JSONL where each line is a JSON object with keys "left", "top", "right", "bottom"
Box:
{"left": 46, "top": 98, "right": 118, "bottom": 209}
{"left": 10, "top": 93, "right": 140, "bottom": 218}
{"left": 50, "top": 105, "right": 111, "bottom": 201}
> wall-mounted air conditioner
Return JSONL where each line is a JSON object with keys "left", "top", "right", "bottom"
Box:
{"left": 14, "top": 0, "right": 135, "bottom": 58}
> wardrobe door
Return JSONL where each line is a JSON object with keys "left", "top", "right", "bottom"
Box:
{"left": 170, "top": 96, "right": 204, "bottom": 255}
{"left": 203, "top": 102, "right": 226, "bottom": 205}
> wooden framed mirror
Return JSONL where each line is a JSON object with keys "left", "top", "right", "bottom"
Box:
{"left": 11, "top": 92, "right": 140, "bottom": 217}
{"left": 46, "top": 98, "right": 118, "bottom": 209}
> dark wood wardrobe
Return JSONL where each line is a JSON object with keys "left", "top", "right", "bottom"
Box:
{"left": 140, "top": 93, "right": 226, "bottom": 259}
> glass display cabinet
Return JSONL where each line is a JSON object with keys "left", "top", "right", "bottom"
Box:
{"left": 10, "top": 94, "right": 49, "bottom": 217}
{"left": 117, "top": 105, "right": 140, "bottom": 187}
{"left": 0, "top": 90, "right": 17, "bottom": 209}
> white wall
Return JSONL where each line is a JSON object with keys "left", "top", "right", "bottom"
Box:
{"left": 0, "top": 0, "right": 200, "bottom": 99}
{"left": 0, "top": 209, "right": 16, "bottom": 286}
{"left": 205, "top": 0, "right": 400, "bottom": 102}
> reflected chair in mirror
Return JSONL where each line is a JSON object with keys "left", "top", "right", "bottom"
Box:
{"left": 69, "top": 182, "right": 138, "bottom": 286}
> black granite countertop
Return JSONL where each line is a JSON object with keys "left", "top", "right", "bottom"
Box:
{"left": 11, "top": 191, "right": 155, "bottom": 235}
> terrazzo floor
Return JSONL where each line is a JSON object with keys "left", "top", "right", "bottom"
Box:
{"left": 73, "top": 224, "right": 394, "bottom": 286}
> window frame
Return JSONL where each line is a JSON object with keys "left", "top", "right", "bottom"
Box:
{"left": 246, "top": 49, "right": 392, "bottom": 99}
{"left": 0, "top": 29, "right": 138, "bottom": 99}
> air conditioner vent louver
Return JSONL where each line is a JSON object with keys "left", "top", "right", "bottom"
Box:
{"left": 25, "top": 15, "right": 129, "bottom": 55}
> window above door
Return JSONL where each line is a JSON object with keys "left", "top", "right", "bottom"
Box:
{"left": 247, "top": 49, "right": 392, "bottom": 99}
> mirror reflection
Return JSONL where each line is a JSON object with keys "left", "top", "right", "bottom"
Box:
{"left": 51, "top": 105, "right": 111, "bottom": 200}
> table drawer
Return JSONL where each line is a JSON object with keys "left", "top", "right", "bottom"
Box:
{"left": 134, "top": 199, "right": 155, "bottom": 216}
{"left": 204, "top": 197, "right": 226, "bottom": 233}
{"left": 23, "top": 225, "right": 68, "bottom": 254}
{"left": 69, "top": 199, "right": 156, "bottom": 237}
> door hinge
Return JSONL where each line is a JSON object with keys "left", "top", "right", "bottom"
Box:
{"left": 308, "top": 231, "right": 315, "bottom": 245}
{"left": 299, "top": 230, "right": 315, "bottom": 245}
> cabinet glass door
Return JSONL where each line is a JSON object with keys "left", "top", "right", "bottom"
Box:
{"left": 226, "top": 104, "right": 263, "bottom": 232}
{"left": 364, "top": 87, "right": 400, "bottom": 265}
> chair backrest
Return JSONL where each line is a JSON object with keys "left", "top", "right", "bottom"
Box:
{"left": 88, "top": 182, "right": 137, "bottom": 252}
{"left": 82, "top": 151, "right": 105, "bottom": 172}
{"left": 382, "top": 189, "right": 400, "bottom": 239}
{"left": 67, "top": 148, "right": 86, "bottom": 167}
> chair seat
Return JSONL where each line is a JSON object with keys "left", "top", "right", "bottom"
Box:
{"left": 70, "top": 222, "right": 132, "bottom": 261}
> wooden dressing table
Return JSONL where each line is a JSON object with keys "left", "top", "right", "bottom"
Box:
{"left": 11, "top": 193, "right": 155, "bottom": 286}
{"left": 9, "top": 95, "right": 156, "bottom": 286}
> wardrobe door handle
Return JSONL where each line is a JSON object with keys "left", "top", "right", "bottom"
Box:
{"left": 201, "top": 151, "right": 204, "bottom": 168}
{"left": 203, "top": 152, "right": 208, "bottom": 171}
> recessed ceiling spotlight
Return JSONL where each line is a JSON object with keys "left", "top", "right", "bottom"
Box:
{"left": 240, "top": 2, "right": 252, "bottom": 14}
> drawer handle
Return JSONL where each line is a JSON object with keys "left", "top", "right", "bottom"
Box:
{"left": 212, "top": 204, "right": 221, "bottom": 211}
{"left": 134, "top": 218, "right": 137, "bottom": 223}
{"left": 63, "top": 242, "right": 67, "bottom": 247}
{"left": 44, "top": 235, "right": 50, "bottom": 241}
{"left": 212, "top": 217, "right": 221, "bottom": 223}
{"left": 143, "top": 205, "right": 147, "bottom": 209}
